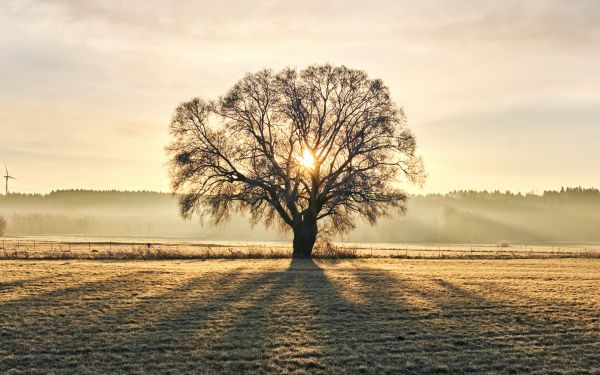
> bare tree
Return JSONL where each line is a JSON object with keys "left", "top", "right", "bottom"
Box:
{"left": 168, "top": 65, "right": 425, "bottom": 258}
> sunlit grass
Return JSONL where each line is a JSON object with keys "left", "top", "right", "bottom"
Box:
{"left": 1, "top": 259, "right": 599, "bottom": 373}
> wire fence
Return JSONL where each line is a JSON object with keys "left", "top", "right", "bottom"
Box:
{"left": 1, "top": 238, "right": 599, "bottom": 259}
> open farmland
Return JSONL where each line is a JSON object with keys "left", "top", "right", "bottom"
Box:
{"left": 1, "top": 258, "right": 599, "bottom": 374}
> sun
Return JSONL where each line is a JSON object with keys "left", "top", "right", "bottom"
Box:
{"left": 297, "top": 148, "right": 315, "bottom": 169}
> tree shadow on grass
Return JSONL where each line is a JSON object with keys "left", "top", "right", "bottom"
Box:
{"left": 112, "top": 259, "right": 597, "bottom": 374}
{"left": 116, "top": 259, "right": 367, "bottom": 373}
{"left": 1, "top": 266, "right": 273, "bottom": 373}
{"left": 345, "top": 268, "right": 600, "bottom": 373}
{"left": 0, "top": 274, "right": 61, "bottom": 291}
{"left": 202, "top": 258, "right": 372, "bottom": 373}
{"left": 0, "top": 270, "right": 155, "bottom": 372}
{"left": 3, "top": 260, "right": 598, "bottom": 374}
{"left": 112, "top": 267, "right": 290, "bottom": 373}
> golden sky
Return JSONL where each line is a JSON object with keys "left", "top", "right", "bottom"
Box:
{"left": 1, "top": 0, "right": 599, "bottom": 194}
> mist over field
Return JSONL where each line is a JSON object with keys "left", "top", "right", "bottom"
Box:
{"left": 2, "top": 187, "right": 598, "bottom": 244}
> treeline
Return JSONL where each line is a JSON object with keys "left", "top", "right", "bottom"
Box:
{"left": 1, "top": 187, "right": 599, "bottom": 243}
{"left": 0, "top": 190, "right": 173, "bottom": 212}
{"left": 0, "top": 187, "right": 600, "bottom": 208}
{"left": 2, "top": 187, "right": 599, "bottom": 206}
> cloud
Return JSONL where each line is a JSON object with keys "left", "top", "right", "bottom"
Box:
{"left": 0, "top": 0, "right": 599, "bottom": 193}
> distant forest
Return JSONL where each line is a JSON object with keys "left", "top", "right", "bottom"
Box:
{"left": 1, "top": 187, "right": 599, "bottom": 244}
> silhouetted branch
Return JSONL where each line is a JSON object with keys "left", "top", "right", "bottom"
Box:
{"left": 167, "top": 64, "right": 425, "bottom": 242}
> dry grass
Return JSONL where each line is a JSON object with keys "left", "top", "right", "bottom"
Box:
{"left": 2, "top": 244, "right": 599, "bottom": 261}
{"left": 1, "top": 259, "right": 599, "bottom": 374}
{"left": 0, "top": 246, "right": 360, "bottom": 260}
{"left": 2, "top": 239, "right": 600, "bottom": 260}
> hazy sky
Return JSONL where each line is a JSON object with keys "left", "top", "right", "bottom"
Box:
{"left": 1, "top": 0, "right": 599, "bottom": 194}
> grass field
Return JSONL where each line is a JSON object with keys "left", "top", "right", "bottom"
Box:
{"left": 1, "top": 259, "right": 599, "bottom": 374}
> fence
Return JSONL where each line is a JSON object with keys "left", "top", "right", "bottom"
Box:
{"left": 1, "top": 238, "right": 599, "bottom": 259}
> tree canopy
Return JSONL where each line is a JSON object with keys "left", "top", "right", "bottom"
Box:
{"left": 167, "top": 64, "right": 425, "bottom": 257}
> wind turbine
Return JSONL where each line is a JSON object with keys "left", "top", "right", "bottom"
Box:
{"left": 4, "top": 161, "right": 16, "bottom": 195}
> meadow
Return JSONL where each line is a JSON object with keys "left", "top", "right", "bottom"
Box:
{"left": 1, "top": 258, "right": 599, "bottom": 374}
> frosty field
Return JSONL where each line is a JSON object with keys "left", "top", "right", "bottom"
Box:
{"left": 1, "top": 258, "right": 599, "bottom": 374}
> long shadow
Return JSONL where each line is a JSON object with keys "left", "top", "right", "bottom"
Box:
{"left": 0, "top": 270, "right": 156, "bottom": 371}
{"left": 134, "top": 262, "right": 599, "bottom": 373}
{"left": 281, "top": 259, "right": 377, "bottom": 370}
{"left": 347, "top": 268, "right": 600, "bottom": 373}
{"left": 118, "top": 259, "right": 368, "bottom": 373}
{"left": 207, "top": 258, "right": 371, "bottom": 373}
{"left": 0, "top": 270, "right": 146, "bottom": 322}
{"left": 109, "top": 266, "right": 289, "bottom": 373}
{"left": 0, "top": 274, "right": 62, "bottom": 291}
{"left": 1, "top": 265, "right": 273, "bottom": 372}
{"left": 201, "top": 261, "right": 306, "bottom": 373}
{"left": 4, "top": 260, "right": 598, "bottom": 374}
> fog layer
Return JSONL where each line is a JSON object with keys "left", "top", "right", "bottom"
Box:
{"left": 1, "top": 188, "right": 599, "bottom": 244}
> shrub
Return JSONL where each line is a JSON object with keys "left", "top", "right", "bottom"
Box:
{"left": 313, "top": 242, "right": 359, "bottom": 259}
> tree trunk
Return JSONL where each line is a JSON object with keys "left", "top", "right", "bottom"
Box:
{"left": 292, "top": 217, "right": 318, "bottom": 258}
